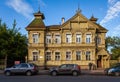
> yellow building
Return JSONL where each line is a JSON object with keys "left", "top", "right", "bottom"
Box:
{"left": 26, "top": 9, "right": 110, "bottom": 69}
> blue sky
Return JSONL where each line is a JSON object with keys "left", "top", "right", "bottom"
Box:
{"left": 0, "top": 0, "right": 120, "bottom": 36}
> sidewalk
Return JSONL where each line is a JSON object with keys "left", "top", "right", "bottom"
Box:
{"left": 0, "top": 69, "right": 105, "bottom": 75}
{"left": 82, "top": 69, "right": 104, "bottom": 75}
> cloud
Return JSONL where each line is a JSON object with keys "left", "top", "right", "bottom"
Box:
{"left": 100, "top": 1, "right": 120, "bottom": 25}
{"left": 6, "top": 0, "right": 33, "bottom": 19}
{"left": 108, "top": 0, "right": 117, "bottom": 5}
{"left": 112, "top": 24, "right": 120, "bottom": 36}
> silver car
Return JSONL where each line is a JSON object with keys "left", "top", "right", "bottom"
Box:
{"left": 4, "top": 63, "right": 39, "bottom": 76}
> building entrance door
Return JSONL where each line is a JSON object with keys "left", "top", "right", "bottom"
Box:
{"left": 97, "top": 55, "right": 102, "bottom": 68}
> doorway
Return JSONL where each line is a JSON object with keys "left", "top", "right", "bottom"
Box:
{"left": 97, "top": 55, "right": 102, "bottom": 68}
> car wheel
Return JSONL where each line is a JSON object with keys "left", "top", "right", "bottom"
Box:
{"left": 26, "top": 71, "right": 32, "bottom": 76}
{"left": 115, "top": 72, "right": 119, "bottom": 76}
{"left": 51, "top": 71, "right": 57, "bottom": 76}
{"left": 72, "top": 71, "right": 78, "bottom": 76}
{"left": 5, "top": 71, "right": 11, "bottom": 76}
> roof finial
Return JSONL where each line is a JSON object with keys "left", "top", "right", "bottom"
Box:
{"left": 76, "top": 3, "right": 81, "bottom": 13}
{"left": 38, "top": 0, "right": 41, "bottom": 13}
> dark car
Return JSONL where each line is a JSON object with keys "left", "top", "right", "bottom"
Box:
{"left": 49, "top": 64, "right": 81, "bottom": 76}
{"left": 107, "top": 65, "right": 120, "bottom": 76}
{"left": 104, "top": 63, "right": 120, "bottom": 75}
{"left": 4, "top": 63, "right": 39, "bottom": 76}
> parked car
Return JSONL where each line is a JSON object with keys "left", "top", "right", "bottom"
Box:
{"left": 104, "top": 63, "right": 120, "bottom": 76}
{"left": 4, "top": 63, "right": 39, "bottom": 76}
{"left": 107, "top": 65, "right": 120, "bottom": 76}
{"left": 49, "top": 64, "right": 81, "bottom": 76}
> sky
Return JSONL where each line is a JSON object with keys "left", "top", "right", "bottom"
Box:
{"left": 0, "top": 0, "right": 120, "bottom": 36}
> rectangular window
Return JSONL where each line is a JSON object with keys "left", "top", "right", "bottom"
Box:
{"left": 86, "top": 34, "right": 91, "bottom": 43}
{"left": 76, "top": 51, "right": 81, "bottom": 60}
{"left": 66, "top": 34, "right": 72, "bottom": 43}
{"left": 55, "top": 52, "right": 60, "bottom": 61}
{"left": 86, "top": 51, "right": 91, "bottom": 60}
{"left": 55, "top": 35, "right": 61, "bottom": 44}
{"left": 33, "top": 52, "right": 38, "bottom": 61}
{"left": 97, "top": 37, "right": 101, "bottom": 44}
{"left": 46, "top": 52, "right": 51, "bottom": 61}
{"left": 66, "top": 51, "right": 71, "bottom": 60}
{"left": 76, "top": 34, "right": 81, "bottom": 43}
{"left": 46, "top": 35, "right": 52, "bottom": 44}
{"left": 32, "top": 34, "right": 39, "bottom": 43}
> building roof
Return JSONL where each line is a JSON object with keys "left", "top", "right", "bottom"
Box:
{"left": 26, "top": 11, "right": 45, "bottom": 31}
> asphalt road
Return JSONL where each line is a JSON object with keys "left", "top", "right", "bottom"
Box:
{"left": 0, "top": 74, "right": 120, "bottom": 82}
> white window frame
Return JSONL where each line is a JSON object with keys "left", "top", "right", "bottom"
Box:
{"left": 66, "top": 34, "right": 72, "bottom": 43}
{"left": 32, "top": 51, "right": 39, "bottom": 61}
{"left": 66, "top": 51, "right": 71, "bottom": 60}
{"left": 55, "top": 35, "right": 61, "bottom": 44}
{"left": 46, "top": 35, "right": 52, "bottom": 44}
{"left": 76, "top": 34, "right": 82, "bottom": 43}
{"left": 46, "top": 52, "right": 51, "bottom": 61}
{"left": 76, "top": 51, "right": 81, "bottom": 60}
{"left": 55, "top": 52, "right": 60, "bottom": 61}
{"left": 86, "top": 51, "right": 91, "bottom": 60}
{"left": 32, "top": 33, "right": 39, "bottom": 43}
{"left": 86, "top": 34, "right": 91, "bottom": 44}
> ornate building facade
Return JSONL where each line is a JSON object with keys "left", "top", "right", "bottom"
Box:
{"left": 26, "top": 9, "right": 110, "bottom": 69}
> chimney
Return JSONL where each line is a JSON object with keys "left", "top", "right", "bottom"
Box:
{"left": 61, "top": 17, "right": 65, "bottom": 24}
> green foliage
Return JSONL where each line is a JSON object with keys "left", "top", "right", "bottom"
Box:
{"left": 106, "top": 36, "right": 120, "bottom": 59}
{"left": 0, "top": 19, "right": 28, "bottom": 66}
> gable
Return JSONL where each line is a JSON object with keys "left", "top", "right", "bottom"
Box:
{"left": 61, "top": 12, "right": 108, "bottom": 33}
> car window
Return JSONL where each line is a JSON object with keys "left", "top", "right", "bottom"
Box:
{"left": 20, "top": 63, "right": 28, "bottom": 68}
{"left": 60, "top": 64, "right": 67, "bottom": 68}
{"left": 29, "top": 64, "right": 34, "bottom": 67}
{"left": 68, "top": 64, "right": 74, "bottom": 68}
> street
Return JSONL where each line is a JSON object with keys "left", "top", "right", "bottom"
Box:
{"left": 0, "top": 74, "right": 120, "bottom": 82}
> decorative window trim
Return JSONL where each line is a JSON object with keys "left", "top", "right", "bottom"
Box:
{"left": 86, "top": 33, "right": 92, "bottom": 44}
{"left": 55, "top": 52, "right": 60, "bottom": 61}
{"left": 76, "top": 33, "right": 82, "bottom": 43}
{"left": 32, "top": 50, "right": 39, "bottom": 61}
{"left": 66, "top": 51, "right": 72, "bottom": 60}
{"left": 66, "top": 33, "right": 72, "bottom": 43}
{"left": 32, "top": 33, "right": 39, "bottom": 43}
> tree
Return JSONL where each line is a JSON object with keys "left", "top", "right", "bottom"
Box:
{"left": 106, "top": 36, "right": 120, "bottom": 59}
{"left": 0, "top": 19, "right": 28, "bottom": 67}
